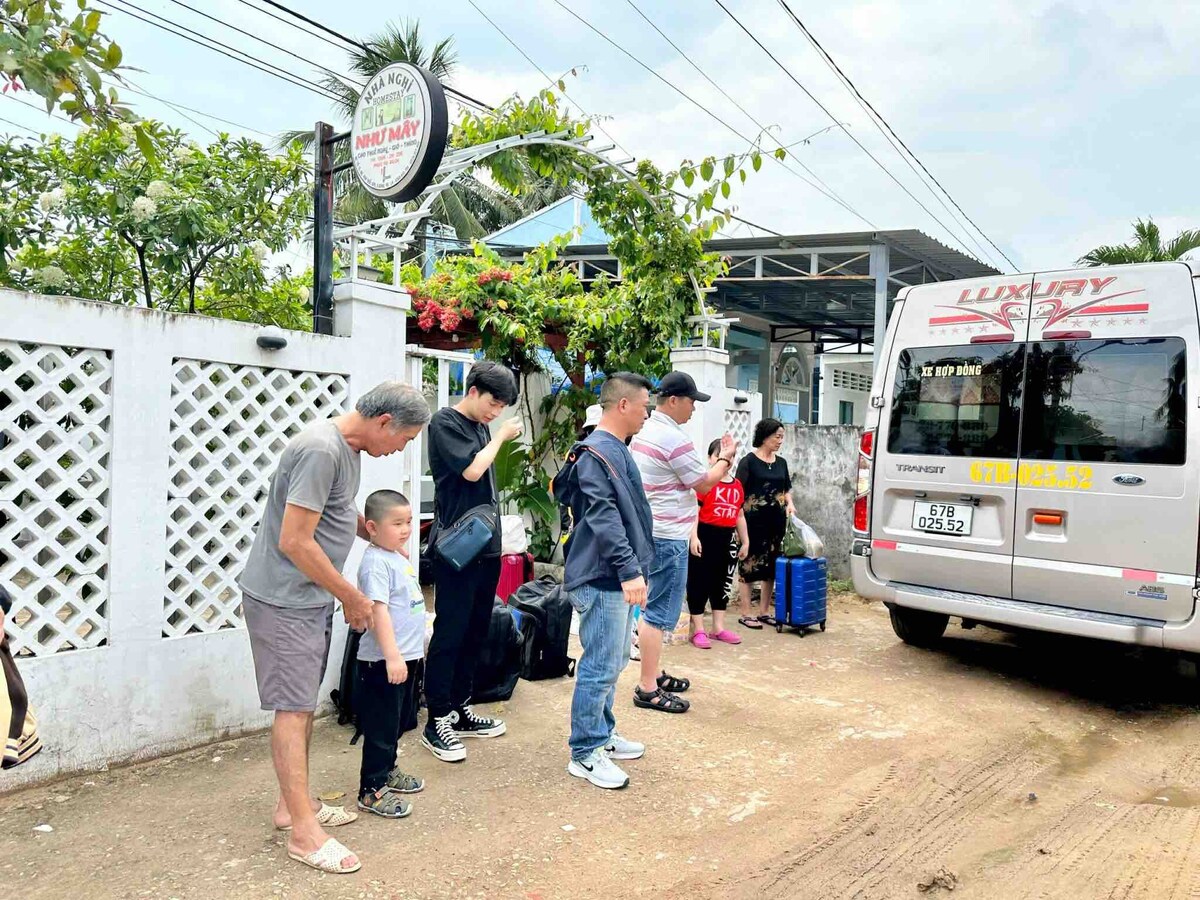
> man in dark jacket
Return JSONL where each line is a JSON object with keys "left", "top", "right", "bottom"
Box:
{"left": 553, "top": 372, "right": 655, "bottom": 790}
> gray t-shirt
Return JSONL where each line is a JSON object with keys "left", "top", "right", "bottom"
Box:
{"left": 356, "top": 545, "right": 426, "bottom": 662}
{"left": 239, "top": 419, "right": 361, "bottom": 609}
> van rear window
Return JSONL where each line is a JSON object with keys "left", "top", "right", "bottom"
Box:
{"left": 1022, "top": 338, "right": 1186, "bottom": 465}
{"left": 888, "top": 344, "right": 1025, "bottom": 457}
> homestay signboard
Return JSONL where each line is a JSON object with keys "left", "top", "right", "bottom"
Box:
{"left": 351, "top": 62, "right": 448, "bottom": 203}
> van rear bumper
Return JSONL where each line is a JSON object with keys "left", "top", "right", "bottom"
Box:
{"left": 850, "top": 539, "right": 1200, "bottom": 652}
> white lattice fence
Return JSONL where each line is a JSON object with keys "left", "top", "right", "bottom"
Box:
{"left": 725, "top": 407, "right": 752, "bottom": 465}
{"left": 0, "top": 341, "right": 113, "bottom": 657}
{"left": 163, "top": 361, "right": 349, "bottom": 638}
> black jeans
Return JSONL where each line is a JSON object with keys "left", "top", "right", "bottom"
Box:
{"left": 425, "top": 555, "right": 502, "bottom": 719}
{"left": 687, "top": 523, "right": 736, "bottom": 615}
{"left": 358, "top": 658, "right": 423, "bottom": 795}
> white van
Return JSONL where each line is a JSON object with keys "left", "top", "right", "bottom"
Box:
{"left": 852, "top": 260, "right": 1200, "bottom": 651}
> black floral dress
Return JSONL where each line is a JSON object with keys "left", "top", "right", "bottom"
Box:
{"left": 736, "top": 453, "right": 792, "bottom": 583}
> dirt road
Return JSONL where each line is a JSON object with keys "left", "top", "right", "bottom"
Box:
{"left": 4, "top": 592, "right": 1200, "bottom": 899}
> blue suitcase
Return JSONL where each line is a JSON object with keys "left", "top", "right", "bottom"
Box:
{"left": 773, "top": 557, "right": 828, "bottom": 635}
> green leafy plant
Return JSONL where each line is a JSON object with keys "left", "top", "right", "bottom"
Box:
{"left": 398, "top": 85, "right": 770, "bottom": 558}
{"left": 0, "top": 121, "right": 311, "bottom": 324}
{"left": 1, "top": 1, "right": 143, "bottom": 135}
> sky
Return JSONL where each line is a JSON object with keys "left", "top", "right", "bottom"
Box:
{"left": 4, "top": 0, "right": 1198, "bottom": 274}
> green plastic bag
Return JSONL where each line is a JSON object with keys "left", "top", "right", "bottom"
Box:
{"left": 782, "top": 515, "right": 825, "bottom": 558}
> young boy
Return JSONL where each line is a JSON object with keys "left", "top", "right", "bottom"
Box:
{"left": 422, "top": 361, "right": 521, "bottom": 762}
{"left": 356, "top": 490, "right": 427, "bottom": 818}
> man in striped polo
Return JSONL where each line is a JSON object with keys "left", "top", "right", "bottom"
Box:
{"left": 630, "top": 372, "right": 736, "bottom": 713}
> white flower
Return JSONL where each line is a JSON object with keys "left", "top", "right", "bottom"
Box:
{"left": 249, "top": 240, "right": 270, "bottom": 262}
{"left": 117, "top": 122, "right": 136, "bottom": 142}
{"left": 297, "top": 285, "right": 311, "bottom": 302}
{"left": 131, "top": 195, "right": 158, "bottom": 223}
{"left": 37, "top": 189, "right": 66, "bottom": 213}
{"left": 146, "top": 180, "right": 171, "bottom": 200}
{"left": 34, "top": 266, "right": 67, "bottom": 288}
{"left": 172, "top": 146, "right": 194, "bottom": 163}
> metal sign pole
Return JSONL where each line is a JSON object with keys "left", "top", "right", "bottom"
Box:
{"left": 312, "top": 121, "right": 336, "bottom": 335}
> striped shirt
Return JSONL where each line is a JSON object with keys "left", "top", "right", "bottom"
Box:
{"left": 631, "top": 410, "right": 709, "bottom": 540}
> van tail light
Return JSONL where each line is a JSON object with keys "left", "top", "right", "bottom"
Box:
{"left": 853, "top": 429, "right": 875, "bottom": 534}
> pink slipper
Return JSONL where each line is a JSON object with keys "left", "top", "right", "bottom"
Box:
{"left": 691, "top": 631, "right": 712, "bottom": 649}
{"left": 711, "top": 629, "right": 742, "bottom": 645}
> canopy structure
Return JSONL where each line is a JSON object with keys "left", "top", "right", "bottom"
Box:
{"left": 493, "top": 225, "right": 1000, "bottom": 424}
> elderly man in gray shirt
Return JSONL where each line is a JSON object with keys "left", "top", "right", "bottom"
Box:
{"left": 239, "top": 381, "right": 430, "bottom": 876}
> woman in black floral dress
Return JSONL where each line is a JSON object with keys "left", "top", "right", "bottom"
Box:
{"left": 735, "top": 419, "right": 794, "bottom": 628}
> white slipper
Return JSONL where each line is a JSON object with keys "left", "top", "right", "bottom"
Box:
{"left": 276, "top": 802, "right": 358, "bottom": 831}
{"left": 288, "top": 836, "right": 361, "bottom": 874}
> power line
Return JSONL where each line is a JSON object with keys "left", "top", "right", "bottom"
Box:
{"left": 622, "top": 0, "right": 857, "bottom": 217}
{"left": 549, "top": 0, "right": 874, "bottom": 227}
{"left": 468, "top": 0, "right": 782, "bottom": 238}
{"left": 466, "top": 1, "right": 636, "bottom": 161}
{"left": 252, "top": 0, "right": 496, "bottom": 113}
{"left": 0, "top": 114, "right": 37, "bottom": 136}
{"left": 6, "top": 94, "right": 78, "bottom": 127}
{"left": 711, "top": 0, "right": 987, "bottom": 265}
{"left": 96, "top": 0, "right": 342, "bottom": 103}
{"left": 121, "top": 83, "right": 274, "bottom": 138}
{"left": 776, "top": 0, "right": 1016, "bottom": 271}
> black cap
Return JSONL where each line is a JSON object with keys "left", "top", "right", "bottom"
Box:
{"left": 657, "top": 371, "right": 711, "bottom": 402}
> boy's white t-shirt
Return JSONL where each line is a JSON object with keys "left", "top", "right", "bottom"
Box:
{"left": 356, "top": 544, "right": 426, "bottom": 662}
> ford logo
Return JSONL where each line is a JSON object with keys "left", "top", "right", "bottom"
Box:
{"left": 1113, "top": 474, "right": 1146, "bottom": 486}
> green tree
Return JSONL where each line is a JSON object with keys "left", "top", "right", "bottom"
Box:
{"left": 0, "top": 122, "right": 311, "bottom": 324}
{"left": 1078, "top": 218, "right": 1200, "bottom": 266}
{"left": 280, "top": 18, "right": 570, "bottom": 239}
{"left": 1, "top": 1, "right": 137, "bottom": 129}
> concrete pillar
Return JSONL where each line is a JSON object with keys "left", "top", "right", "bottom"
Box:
{"left": 669, "top": 345, "right": 732, "bottom": 453}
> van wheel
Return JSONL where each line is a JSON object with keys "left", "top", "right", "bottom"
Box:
{"left": 889, "top": 606, "right": 948, "bottom": 647}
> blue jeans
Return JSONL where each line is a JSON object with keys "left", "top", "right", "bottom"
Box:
{"left": 642, "top": 537, "right": 689, "bottom": 632}
{"left": 568, "top": 583, "right": 637, "bottom": 761}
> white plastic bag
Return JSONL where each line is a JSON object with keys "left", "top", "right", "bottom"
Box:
{"left": 501, "top": 514, "right": 529, "bottom": 555}
{"left": 796, "top": 516, "right": 825, "bottom": 559}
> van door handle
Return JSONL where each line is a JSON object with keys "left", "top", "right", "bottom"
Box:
{"left": 1033, "top": 512, "right": 1064, "bottom": 526}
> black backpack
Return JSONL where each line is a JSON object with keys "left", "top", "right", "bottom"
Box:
{"left": 509, "top": 576, "right": 576, "bottom": 681}
{"left": 330, "top": 626, "right": 364, "bottom": 744}
{"left": 472, "top": 599, "right": 524, "bottom": 703}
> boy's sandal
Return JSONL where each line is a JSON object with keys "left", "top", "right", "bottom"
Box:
{"left": 288, "top": 837, "right": 362, "bottom": 874}
{"left": 738, "top": 616, "right": 764, "bottom": 630}
{"left": 275, "top": 802, "right": 358, "bottom": 831}
{"left": 358, "top": 790, "right": 413, "bottom": 819}
{"left": 634, "top": 686, "right": 690, "bottom": 713}
{"left": 385, "top": 769, "right": 425, "bottom": 794}
{"left": 757, "top": 614, "right": 777, "bottom": 626}
{"left": 656, "top": 670, "right": 690, "bottom": 693}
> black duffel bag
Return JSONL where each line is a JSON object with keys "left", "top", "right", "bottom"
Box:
{"left": 472, "top": 598, "right": 524, "bottom": 703}
{"left": 509, "top": 576, "right": 576, "bottom": 681}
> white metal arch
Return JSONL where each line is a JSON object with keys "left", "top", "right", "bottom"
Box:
{"left": 333, "top": 130, "right": 709, "bottom": 313}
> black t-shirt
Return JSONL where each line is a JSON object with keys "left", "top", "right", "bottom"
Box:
{"left": 428, "top": 407, "right": 501, "bottom": 556}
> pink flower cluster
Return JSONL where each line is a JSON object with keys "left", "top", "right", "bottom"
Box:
{"left": 413, "top": 295, "right": 465, "bottom": 333}
{"left": 476, "top": 268, "right": 513, "bottom": 286}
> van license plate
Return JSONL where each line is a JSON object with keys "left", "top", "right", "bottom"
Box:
{"left": 912, "top": 501, "right": 973, "bottom": 535}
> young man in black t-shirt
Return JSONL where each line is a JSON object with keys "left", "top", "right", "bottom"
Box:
{"left": 422, "top": 361, "right": 522, "bottom": 762}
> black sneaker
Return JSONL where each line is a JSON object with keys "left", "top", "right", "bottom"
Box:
{"left": 421, "top": 713, "right": 466, "bottom": 762}
{"left": 451, "top": 704, "right": 507, "bottom": 738}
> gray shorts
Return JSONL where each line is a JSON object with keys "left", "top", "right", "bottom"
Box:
{"left": 243, "top": 594, "right": 334, "bottom": 712}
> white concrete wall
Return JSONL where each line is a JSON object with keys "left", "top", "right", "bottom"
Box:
{"left": 1, "top": 282, "right": 415, "bottom": 791}
{"left": 818, "top": 354, "right": 874, "bottom": 427}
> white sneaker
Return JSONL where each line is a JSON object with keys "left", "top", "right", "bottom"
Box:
{"left": 605, "top": 733, "right": 645, "bottom": 760}
{"left": 567, "top": 748, "right": 630, "bottom": 789}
